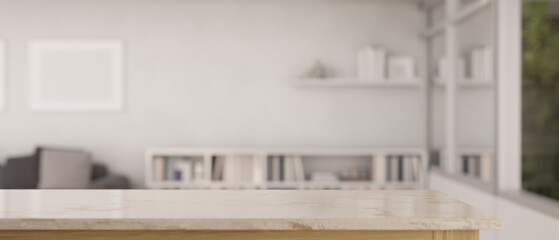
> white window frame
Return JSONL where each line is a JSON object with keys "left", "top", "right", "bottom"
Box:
{"left": 0, "top": 40, "right": 5, "bottom": 112}
{"left": 495, "top": 0, "right": 522, "bottom": 192}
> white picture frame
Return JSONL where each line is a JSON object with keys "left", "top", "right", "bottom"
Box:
{"left": 388, "top": 56, "right": 415, "bottom": 80}
{"left": 0, "top": 40, "right": 6, "bottom": 112}
{"left": 29, "top": 40, "right": 124, "bottom": 112}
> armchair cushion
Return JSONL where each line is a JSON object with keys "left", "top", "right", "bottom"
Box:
{"left": 89, "top": 175, "right": 130, "bottom": 189}
{"left": 91, "top": 163, "right": 109, "bottom": 180}
{"left": 38, "top": 149, "right": 91, "bottom": 189}
{"left": 3, "top": 154, "right": 39, "bottom": 189}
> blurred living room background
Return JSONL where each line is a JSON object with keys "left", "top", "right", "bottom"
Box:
{"left": 0, "top": 0, "right": 557, "bottom": 240}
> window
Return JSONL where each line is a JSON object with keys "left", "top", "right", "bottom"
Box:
{"left": 522, "top": 1, "right": 559, "bottom": 201}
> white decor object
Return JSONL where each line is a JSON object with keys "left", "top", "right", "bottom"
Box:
{"left": 470, "top": 47, "right": 493, "bottom": 82}
{"left": 305, "top": 61, "right": 328, "bottom": 79}
{"left": 357, "top": 45, "right": 385, "bottom": 81}
{"left": 388, "top": 56, "right": 415, "bottom": 80}
{"left": 29, "top": 40, "right": 123, "bottom": 111}
{"left": 310, "top": 171, "right": 339, "bottom": 183}
{"left": 176, "top": 160, "right": 193, "bottom": 183}
{"left": 0, "top": 41, "right": 5, "bottom": 112}
{"left": 463, "top": 47, "right": 493, "bottom": 82}
{"left": 436, "top": 57, "right": 448, "bottom": 81}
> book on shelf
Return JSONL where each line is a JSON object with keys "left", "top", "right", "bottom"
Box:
{"left": 223, "top": 155, "right": 234, "bottom": 182}
{"left": 223, "top": 155, "right": 236, "bottom": 182}
{"left": 462, "top": 155, "right": 469, "bottom": 175}
{"left": 271, "top": 156, "right": 281, "bottom": 181}
{"left": 468, "top": 47, "right": 493, "bottom": 82}
{"left": 462, "top": 154, "right": 482, "bottom": 178}
{"left": 390, "top": 156, "right": 401, "bottom": 182}
{"left": 153, "top": 156, "right": 165, "bottom": 181}
{"left": 402, "top": 155, "right": 414, "bottom": 182}
{"left": 374, "top": 48, "right": 386, "bottom": 80}
{"left": 383, "top": 155, "right": 420, "bottom": 183}
{"left": 388, "top": 156, "right": 399, "bottom": 182}
{"left": 473, "top": 155, "right": 481, "bottom": 178}
{"left": 237, "top": 156, "right": 246, "bottom": 182}
{"left": 212, "top": 156, "right": 225, "bottom": 181}
{"left": 293, "top": 156, "right": 304, "bottom": 182}
{"left": 243, "top": 155, "right": 255, "bottom": 182}
{"left": 373, "top": 154, "right": 386, "bottom": 183}
{"left": 279, "top": 157, "right": 284, "bottom": 181}
{"left": 267, "top": 155, "right": 305, "bottom": 182}
{"left": 480, "top": 153, "right": 492, "bottom": 182}
{"left": 357, "top": 45, "right": 385, "bottom": 81}
{"left": 283, "top": 156, "right": 295, "bottom": 182}
{"left": 411, "top": 155, "right": 420, "bottom": 182}
{"left": 221, "top": 155, "right": 258, "bottom": 183}
{"left": 253, "top": 155, "right": 263, "bottom": 184}
{"left": 397, "top": 156, "right": 404, "bottom": 181}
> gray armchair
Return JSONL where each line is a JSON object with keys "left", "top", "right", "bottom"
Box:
{"left": 0, "top": 147, "right": 130, "bottom": 189}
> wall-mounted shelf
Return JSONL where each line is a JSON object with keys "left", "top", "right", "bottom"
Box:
{"left": 295, "top": 78, "right": 423, "bottom": 88}
{"left": 432, "top": 80, "right": 493, "bottom": 88}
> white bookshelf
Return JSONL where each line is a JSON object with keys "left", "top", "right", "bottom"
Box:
{"left": 432, "top": 147, "right": 494, "bottom": 183}
{"left": 295, "top": 78, "right": 423, "bottom": 88}
{"left": 145, "top": 147, "right": 428, "bottom": 190}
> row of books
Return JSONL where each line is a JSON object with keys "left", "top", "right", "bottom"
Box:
{"left": 372, "top": 155, "right": 421, "bottom": 182}
{"left": 152, "top": 154, "right": 423, "bottom": 184}
{"left": 357, "top": 45, "right": 386, "bottom": 80}
{"left": 212, "top": 155, "right": 263, "bottom": 183}
{"left": 468, "top": 47, "right": 493, "bottom": 82}
{"left": 267, "top": 156, "right": 305, "bottom": 182}
{"left": 461, "top": 154, "right": 492, "bottom": 182}
{"left": 436, "top": 46, "right": 493, "bottom": 82}
{"left": 357, "top": 45, "right": 418, "bottom": 81}
{"left": 153, "top": 156, "right": 204, "bottom": 182}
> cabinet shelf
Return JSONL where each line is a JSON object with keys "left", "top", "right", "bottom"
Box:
{"left": 295, "top": 78, "right": 423, "bottom": 88}
{"left": 147, "top": 180, "right": 423, "bottom": 190}
{"left": 145, "top": 147, "right": 428, "bottom": 190}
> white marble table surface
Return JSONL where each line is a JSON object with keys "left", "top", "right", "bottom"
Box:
{"left": 0, "top": 190, "right": 503, "bottom": 230}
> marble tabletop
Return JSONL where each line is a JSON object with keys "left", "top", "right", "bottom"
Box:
{"left": 0, "top": 190, "right": 502, "bottom": 230}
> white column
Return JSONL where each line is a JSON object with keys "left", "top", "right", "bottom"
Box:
{"left": 496, "top": 0, "right": 522, "bottom": 191}
{"left": 445, "top": 0, "right": 459, "bottom": 174}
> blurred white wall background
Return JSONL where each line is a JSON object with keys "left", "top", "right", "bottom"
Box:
{"left": 0, "top": 0, "right": 426, "bottom": 188}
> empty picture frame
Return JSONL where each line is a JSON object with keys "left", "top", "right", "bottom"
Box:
{"left": 29, "top": 40, "right": 123, "bottom": 111}
{"left": 0, "top": 40, "right": 5, "bottom": 112}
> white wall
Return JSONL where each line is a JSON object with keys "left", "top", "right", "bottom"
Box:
{"left": 430, "top": 172, "right": 559, "bottom": 240}
{"left": 0, "top": 0, "right": 427, "bottom": 187}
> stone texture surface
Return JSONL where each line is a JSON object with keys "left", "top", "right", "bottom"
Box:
{"left": 0, "top": 190, "right": 503, "bottom": 230}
